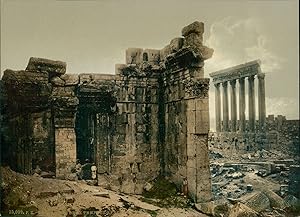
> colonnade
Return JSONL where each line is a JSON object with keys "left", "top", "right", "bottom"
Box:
{"left": 210, "top": 60, "right": 266, "bottom": 132}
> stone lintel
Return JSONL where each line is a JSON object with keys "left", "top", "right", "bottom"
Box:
{"left": 26, "top": 57, "right": 67, "bottom": 75}
{"left": 165, "top": 47, "right": 199, "bottom": 69}
{"left": 209, "top": 60, "right": 261, "bottom": 84}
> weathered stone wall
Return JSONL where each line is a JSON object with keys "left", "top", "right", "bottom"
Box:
{"left": 1, "top": 21, "right": 213, "bottom": 202}
{"left": 161, "top": 21, "right": 213, "bottom": 202}
{"left": 110, "top": 72, "right": 161, "bottom": 194}
{"left": 1, "top": 69, "right": 54, "bottom": 174}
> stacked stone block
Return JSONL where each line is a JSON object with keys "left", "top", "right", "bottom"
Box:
{"left": 1, "top": 21, "right": 213, "bottom": 202}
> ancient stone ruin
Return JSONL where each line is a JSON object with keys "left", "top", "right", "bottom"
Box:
{"left": 210, "top": 60, "right": 266, "bottom": 133}
{"left": 209, "top": 61, "right": 299, "bottom": 156}
{"left": 0, "top": 21, "right": 213, "bottom": 202}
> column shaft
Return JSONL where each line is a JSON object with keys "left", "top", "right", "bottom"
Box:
{"left": 222, "top": 81, "right": 229, "bottom": 131}
{"left": 239, "top": 78, "right": 246, "bottom": 132}
{"left": 230, "top": 80, "right": 237, "bottom": 131}
{"left": 215, "top": 83, "right": 221, "bottom": 132}
{"left": 258, "top": 73, "right": 266, "bottom": 130}
{"left": 248, "top": 75, "right": 256, "bottom": 131}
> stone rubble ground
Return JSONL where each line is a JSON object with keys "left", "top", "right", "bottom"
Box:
{"left": 1, "top": 149, "right": 300, "bottom": 217}
{"left": 206, "top": 147, "right": 300, "bottom": 217}
{"left": 0, "top": 166, "right": 208, "bottom": 217}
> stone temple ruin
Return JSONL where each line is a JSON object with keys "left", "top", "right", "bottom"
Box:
{"left": 210, "top": 60, "right": 266, "bottom": 133}
{"left": 0, "top": 21, "right": 213, "bottom": 202}
{"left": 209, "top": 61, "right": 299, "bottom": 154}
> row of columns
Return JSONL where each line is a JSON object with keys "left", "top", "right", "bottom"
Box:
{"left": 215, "top": 73, "right": 266, "bottom": 132}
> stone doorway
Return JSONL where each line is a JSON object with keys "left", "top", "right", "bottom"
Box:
{"left": 75, "top": 92, "right": 116, "bottom": 174}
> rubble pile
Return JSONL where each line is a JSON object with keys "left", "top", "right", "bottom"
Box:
{"left": 208, "top": 148, "right": 300, "bottom": 217}
{"left": 0, "top": 166, "right": 209, "bottom": 217}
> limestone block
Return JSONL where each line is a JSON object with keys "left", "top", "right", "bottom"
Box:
{"left": 183, "top": 33, "right": 203, "bottom": 49}
{"left": 55, "top": 128, "right": 76, "bottom": 178}
{"left": 186, "top": 111, "right": 196, "bottom": 133}
{"left": 263, "top": 190, "right": 288, "bottom": 209}
{"left": 60, "top": 74, "right": 79, "bottom": 86}
{"left": 135, "top": 87, "right": 144, "bottom": 102}
{"left": 126, "top": 48, "right": 143, "bottom": 64}
{"left": 196, "top": 178, "right": 212, "bottom": 202}
{"left": 116, "top": 113, "right": 128, "bottom": 124}
{"left": 52, "top": 86, "right": 76, "bottom": 97}
{"left": 50, "top": 76, "right": 65, "bottom": 86}
{"left": 127, "top": 103, "right": 136, "bottom": 113}
{"left": 187, "top": 140, "right": 196, "bottom": 159}
{"left": 182, "top": 21, "right": 204, "bottom": 37}
{"left": 187, "top": 167, "right": 197, "bottom": 201}
{"left": 196, "top": 98, "right": 209, "bottom": 111}
{"left": 3, "top": 69, "right": 49, "bottom": 83}
{"left": 186, "top": 99, "right": 196, "bottom": 111}
{"left": 200, "top": 46, "right": 214, "bottom": 60}
{"left": 244, "top": 192, "right": 271, "bottom": 212}
{"left": 26, "top": 57, "right": 66, "bottom": 76}
{"left": 169, "top": 37, "right": 184, "bottom": 52}
{"left": 195, "top": 110, "right": 209, "bottom": 134}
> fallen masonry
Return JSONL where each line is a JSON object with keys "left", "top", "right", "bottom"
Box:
{"left": 0, "top": 21, "right": 213, "bottom": 203}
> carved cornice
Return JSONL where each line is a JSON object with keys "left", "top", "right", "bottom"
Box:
{"left": 209, "top": 60, "right": 261, "bottom": 84}
{"left": 184, "top": 78, "right": 210, "bottom": 98}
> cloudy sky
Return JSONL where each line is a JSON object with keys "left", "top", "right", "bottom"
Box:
{"left": 1, "top": 0, "right": 299, "bottom": 129}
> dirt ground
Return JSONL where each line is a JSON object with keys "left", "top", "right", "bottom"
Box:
{"left": 0, "top": 166, "right": 208, "bottom": 217}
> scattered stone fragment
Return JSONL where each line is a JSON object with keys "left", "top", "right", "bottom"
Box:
{"left": 263, "top": 189, "right": 288, "bottom": 210}
{"left": 246, "top": 184, "right": 253, "bottom": 192}
{"left": 228, "top": 202, "right": 259, "bottom": 217}
{"left": 244, "top": 191, "right": 271, "bottom": 212}
{"left": 40, "top": 171, "right": 55, "bottom": 178}
{"left": 60, "top": 189, "right": 75, "bottom": 194}
{"left": 143, "top": 182, "right": 153, "bottom": 192}
{"left": 93, "top": 192, "right": 110, "bottom": 198}
{"left": 65, "top": 196, "right": 75, "bottom": 204}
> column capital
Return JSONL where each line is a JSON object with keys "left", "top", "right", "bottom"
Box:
{"left": 229, "top": 79, "right": 236, "bottom": 86}
{"left": 248, "top": 75, "right": 255, "bottom": 81}
{"left": 214, "top": 83, "right": 220, "bottom": 88}
{"left": 222, "top": 81, "right": 228, "bottom": 87}
{"left": 257, "top": 73, "right": 265, "bottom": 79}
{"left": 239, "top": 77, "right": 245, "bottom": 82}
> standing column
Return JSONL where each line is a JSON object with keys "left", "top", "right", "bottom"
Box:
{"left": 215, "top": 83, "right": 221, "bottom": 132}
{"left": 239, "top": 78, "right": 246, "bottom": 132}
{"left": 230, "top": 80, "right": 237, "bottom": 131}
{"left": 248, "top": 75, "right": 256, "bottom": 131}
{"left": 222, "top": 81, "right": 229, "bottom": 131}
{"left": 258, "top": 73, "right": 266, "bottom": 130}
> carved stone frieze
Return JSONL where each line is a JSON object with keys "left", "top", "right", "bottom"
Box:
{"left": 184, "top": 78, "right": 210, "bottom": 98}
{"left": 209, "top": 60, "right": 261, "bottom": 84}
